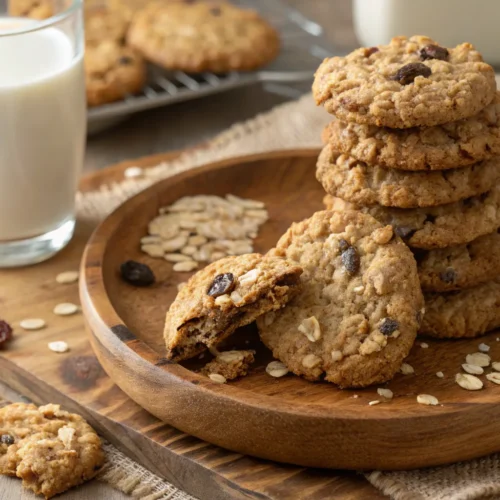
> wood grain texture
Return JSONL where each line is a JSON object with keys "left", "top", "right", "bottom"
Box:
{"left": 0, "top": 150, "right": 384, "bottom": 500}
{"left": 81, "top": 150, "right": 500, "bottom": 471}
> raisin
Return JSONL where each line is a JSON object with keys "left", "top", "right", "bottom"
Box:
{"left": 341, "top": 246, "right": 360, "bottom": 275}
{"left": 118, "top": 56, "right": 133, "bottom": 65}
{"left": 338, "top": 238, "right": 350, "bottom": 253}
{"left": 394, "top": 226, "right": 416, "bottom": 239}
{"left": 380, "top": 318, "right": 399, "bottom": 336}
{"left": 0, "top": 434, "right": 14, "bottom": 445}
{"left": 0, "top": 320, "right": 13, "bottom": 349}
{"left": 439, "top": 267, "right": 457, "bottom": 284}
{"left": 419, "top": 44, "right": 449, "bottom": 61}
{"left": 364, "top": 46, "right": 379, "bottom": 57}
{"left": 120, "top": 260, "right": 155, "bottom": 287}
{"left": 391, "top": 63, "right": 431, "bottom": 85}
{"left": 210, "top": 6, "right": 221, "bottom": 15}
{"left": 207, "top": 273, "right": 235, "bottom": 297}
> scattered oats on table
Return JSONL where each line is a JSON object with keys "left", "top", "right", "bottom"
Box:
{"left": 377, "top": 388, "right": 393, "bottom": 399}
{"left": 368, "top": 400, "right": 380, "bottom": 406}
{"left": 140, "top": 194, "right": 269, "bottom": 271}
{"left": 462, "top": 363, "right": 484, "bottom": 375}
{"left": 400, "top": 363, "right": 414, "bottom": 375}
{"left": 55, "top": 271, "right": 79, "bottom": 284}
{"left": 19, "top": 318, "right": 46, "bottom": 331}
{"left": 53, "top": 303, "right": 79, "bottom": 316}
{"left": 456, "top": 373, "right": 483, "bottom": 391}
{"left": 417, "top": 394, "right": 439, "bottom": 406}
{"left": 48, "top": 341, "right": 69, "bottom": 353}
{"left": 465, "top": 352, "right": 491, "bottom": 367}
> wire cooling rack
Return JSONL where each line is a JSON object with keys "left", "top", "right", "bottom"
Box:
{"left": 87, "top": 0, "right": 337, "bottom": 128}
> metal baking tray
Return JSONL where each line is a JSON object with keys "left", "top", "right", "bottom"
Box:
{"left": 87, "top": 0, "right": 336, "bottom": 133}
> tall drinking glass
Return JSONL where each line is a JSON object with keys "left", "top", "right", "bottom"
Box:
{"left": 0, "top": 0, "right": 85, "bottom": 267}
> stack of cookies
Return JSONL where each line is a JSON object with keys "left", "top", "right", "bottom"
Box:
{"left": 313, "top": 35, "right": 500, "bottom": 340}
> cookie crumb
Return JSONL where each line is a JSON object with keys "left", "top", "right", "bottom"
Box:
{"left": 48, "top": 341, "right": 69, "bottom": 353}
{"left": 456, "top": 373, "right": 483, "bottom": 390}
{"left": 417, "top": 394, "right": 438, "bottom": 406}
{"left": 20, "top": 318, "right": 46, "bottom": 331}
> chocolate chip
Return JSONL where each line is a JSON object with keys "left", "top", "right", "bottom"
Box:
{"left": 0, "top": 434, "right": 14, "bottom": 445}
{"left": 120, "top": 260, "right": 155, "bottom": 287}
{"left": 338, "top": 238, "right": 350, "bottom": 253}
{"left": 380, "top": 318, "right": 399, "bottom": 336}
{"left": 394, "top": 226, "right": 416, "bottom": 239}
{"left": 419, "top": 44, "right": 449, "bottom": 61}
{"left": 391, "top": 62, "right": 431, "bottom": 85}
{"left": 365, "top": 46, "right": 379, "bottom": 56}
{"left": 439, "top": 267, "right": 457, "bottom": 284}
{"left": 210, "top": 6, "right": 221, "bottom": 15}
{"left": 207, "top": 273, "right": 235, "bottom": 297}
{"left": 118, "top": 56, "right": 133, "bottom": 65}
{"left": 341, "top": 246, "right": 360, "bottom": 275}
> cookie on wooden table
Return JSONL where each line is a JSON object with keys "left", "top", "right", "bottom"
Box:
{"left": 316, "top": 143, "right": 500, "bottom": 208}
{"left": 313, "top": 36, "right": 496, "bottom": 128}
{"left": 324, "top": 187, "right": 500, "bottom": 250}
{"left": 164, "top": 253, "right": 303, "bottom": 361}
{"left": 323, "top": 92, "right": 500, "bottom": 171}
{"left": 0, "top": 403, "right": 104, "bottom": 499}
{"left": 85, "top": 40, "right": 146, "bottom": 106}
{"left": 127, "top": 1, "right": 280, "bottom": 72}
{"left": 421, "top": 280, "right": 500, "bottom": 338}
{"left": 416, "top": 230, "right": 500, "bottom": 292}
{"left": 257, "top": 210, "right": 423, "bottom": 388}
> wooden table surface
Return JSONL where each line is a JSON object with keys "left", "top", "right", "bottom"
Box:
{"left": 1, "top": 2, "right": 374, "bottom": 499}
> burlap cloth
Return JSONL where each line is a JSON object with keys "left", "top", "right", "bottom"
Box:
{"left": 76, "top": 93, "right": 500, "bottom": 500}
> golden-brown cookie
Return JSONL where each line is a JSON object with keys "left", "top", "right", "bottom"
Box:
{"left": 127, "top": 1, "right": 280, "bottom": 72}
{"left": 85, "top": 7, "right": 129, "bottom": 45}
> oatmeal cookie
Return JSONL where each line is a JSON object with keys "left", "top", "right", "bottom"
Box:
{"left": 8, "top": 0, "right": 52, "bottom": 19}
{"left": 316, "top": 143, "right": 499, "bottom": 208}
{"left": 323, "top": 92, "right": 500, "bottom": 170}
{"left": 0, "top": 403, "right": 104, "bottom": 499}
{"left": 85, "top": 40, "right": 146, "bottom": 107}
{"left": 164, "top": 253, "right": 302, "bottom": 361}
{"left": 257, "top": 210, "right": 423, "bottom": 388}
{"left": 417, "top": 230, "right": 500, "bottom": 292}
{"left": 201, "top": 350, "right": 255, "bottom": 380}
{"left": 85, "top": 7, "right": 129, "bottom": 45}
{"left": 324, "top": 186, "right": 500, "bottom": 249}
{"left": 420, "top": 280, "right": 500, "bottom": 338}
{"left": 127, "top": 1, "right": 280, "bottom": 72}
{"left": 313, "top": 36, "right": 496, "bottom": 128}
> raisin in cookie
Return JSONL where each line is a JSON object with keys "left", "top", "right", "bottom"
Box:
{"left": 313, "top": 36, "right": 496, "bottom": 128}
{"left": 85, "top": 40, "right": 146, "bottom": 107}
{"left": 323, "top": 92, "right": 500, "bottom": 171}
{"left": 420, "top": 280, "right": 500, "bottom": 338}
{"left": 201, "top": 350, "right": 255, "bottom": 380}
{"left": 317, "top": 143, "right": 499, "bottom": 208}
{"left": 0, "top": 403, "right": 104, "bottom": 499}
{"left": 324, "top": 186, "right": 500, "bottom": 249}
{"left": 164, "top": 253, "right": 302, "bottom": 361}
{"left": 127, "top": 1, "right": 280, "bottom": 72}
{"left": 416, "top": 230, "right": 500, "bottom": 292}
{"left": 257, "top": 210, "right": 423, "bottom": 388}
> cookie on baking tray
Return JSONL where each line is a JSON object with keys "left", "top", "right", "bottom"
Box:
{"left": 323, "top": 92, "right": 500, "bottom": 171}
{"left": 127, "top": 1, "right": 280, "bottom": 72}
{"left": 313, "top": 36, "right": 496, "bottom": 128}
{"left": 316, "top": 143, "right": 500, "bottom": 208}
{"left": 164, "top": 253, "right": 302, "bottom": 361}
{"left": 0, "top": 403, "right": 104, "bottom": 499}
{"left": 257, "top": 210, "right": 423, "bottom": 388}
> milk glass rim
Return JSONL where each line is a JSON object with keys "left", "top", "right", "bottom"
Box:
{"left": 0, "top": 0, "right": 83, "bottom": 37}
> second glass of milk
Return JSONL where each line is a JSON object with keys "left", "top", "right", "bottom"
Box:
{"left": 0, "top": 0, "right": 85, "bottom": 267}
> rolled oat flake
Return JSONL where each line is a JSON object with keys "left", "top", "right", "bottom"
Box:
{"left": 48, "top": 341, "right": 69, "bottom": 353}
{"left": 20, "top": 318, "right": 46, "bottom": 331}
{"left": 53, "top": 303, "right": 79, "bottom": 316}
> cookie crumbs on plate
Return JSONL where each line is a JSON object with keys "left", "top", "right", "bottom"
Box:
{"left": 400, "top": 363, "right": 415, "bottom": 375}
{"left": 456, "top": 373, "right": 483, "bottom": 391}
{"left": 436, "top": 371, "right": 444, "bottom": 378}
{"left": 48, "top": 341, "right": 69, "bottom": 353}
{"left": 55, "top": 271, "right": 79, "bottom": 284}
{"left": 266, "top": 361, "right": 288, "bottom": 378}
{"left": 486, "top": 372, "right": 500, "bottom": 384}
{"left": 377, "top": 388, "right": 393, "bottom": 399}
{"left": 53, "top": 303, "right": 79, "bottom": 316}
{"left": 417, "top": 394, "right": 439, "bottom": 406}
{"left": 462, "top": 363, "right": 484, "bottom": 375}
{"left": 420, "top": 342, "right": 429, "bottom": 349}
{"left": 479, "top": 343, "right": 490, "bottom": 352}
{"left": 368, "top": 400, "right": 380, "bottom": 406}
{"left": 124, "top": 166, "right": 143, "bottom": 178}
{"left": 466, "top": 352, "right": 491, "bottom": 367}
{"left": 19, "top": 318, "right": 46, "bottom": 331}
{"left": 208, "top": 373, "right": 227, "bottom": 384}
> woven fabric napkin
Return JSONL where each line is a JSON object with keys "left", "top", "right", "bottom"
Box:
{"left": 77, "top": 93, "right": 500, "bottom": 500}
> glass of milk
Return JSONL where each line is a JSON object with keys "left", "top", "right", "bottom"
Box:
{"left": 0, "top": 0, "right": 85, "bottom": 267}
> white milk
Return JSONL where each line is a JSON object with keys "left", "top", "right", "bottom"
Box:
{"left": 0, "top": 18, "right": 85, "bottom": 241}
{"left": 353, "top": 0, "right": 500, "bottom": 65}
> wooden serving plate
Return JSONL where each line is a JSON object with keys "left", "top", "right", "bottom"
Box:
{"left": 81, "top": 149, "right": 500, "bottom": 471}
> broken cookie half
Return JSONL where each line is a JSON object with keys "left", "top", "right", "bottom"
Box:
{"left": 164, "top": 253, "right": 303, "bottom": 361}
